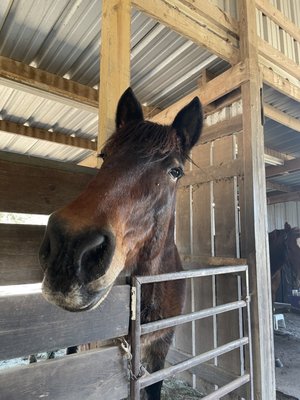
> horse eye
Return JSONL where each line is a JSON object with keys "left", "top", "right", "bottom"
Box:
{"left": 98, "top": 152, "right": 106, "bottom": 160}
{"left": 169, "top": 167, "right": 183, "bottom": 180}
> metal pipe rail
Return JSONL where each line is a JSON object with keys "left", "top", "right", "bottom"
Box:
{"left": 130, "top": 265, "right": 253, "bottom": 400}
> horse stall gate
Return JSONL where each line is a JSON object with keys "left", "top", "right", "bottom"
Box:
{"left": 0, "top": 153, "right": 129, "bottom": 400}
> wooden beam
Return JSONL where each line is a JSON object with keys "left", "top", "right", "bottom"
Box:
{"left": 0, "top": 286, "right": 129, "bottom": 360}
{"left": 183, "top": 0, "right": 239, "bottom": 37}
{"left": 264, "top": 146, "right": 293, "bottom": 162}
{"left": 266, "top": 181, "right": 294, "bottom": 193}
{"left": 256, "top": 0, "right": 300, "bottom": 43}
{"left": 182, "top": 255, "right": 247, "bottom": 268}
{"left": 264, "top": 103, "right": 300, "bottom": 133}
{"left": 132, "top": 0, "right": 239, "bottom": 64}
{"left": 267, "top": 190, "right": 300, "bottom": 205}
{"left": 199, "top": 114, "right": 243, "bottom": 144}
{"left": 266, "top": 158, "right": 300, "bottom": 178}
{"left": 0, "top": 119, "right": 96, "bottom": 150}
{"left": 258, "top": 37, "right": 300, "bottom": 81}
{"left": 0, "top": 346, "right": 128, "bottom": 400}
{"left": 238, "top": 0, "right": 275, "bottom": 398}
{"left": 151, "top": 61, "right": 249, "bottom": 125}
{"left": 98, "top": 0, "right": 131, "bottom": 150}
{"left": 261, "top": 65, "right": 300, "bottom": 103}
{"left": 181, "top": 159, "right": 243, "bottom": 187}
{"left": 0, "top": 56, "right": 98, "bottom": 113}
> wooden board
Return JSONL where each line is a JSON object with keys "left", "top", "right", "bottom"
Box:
{"left": 0, "top": 285, "right": 130, "bottom": 360}
{"left": 0, "top": 151, "right": 96, "bottom": 214}
{"left": 213, "top": 136, "right": 240, "bottom": 378}
{"left": 0, "top": 346, "right": 128, "bottom": 400}
{"left": 191, "top": 143, "right": 214, "bottom": 366}
{"left": 239, "top": 1, "right": 276, "bottom": 398}
{"left": 0, "top": 224, "right": 44, "bottom": 284}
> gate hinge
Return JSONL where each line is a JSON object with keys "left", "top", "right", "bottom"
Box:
{"left": 131, "top": 286, "right": 137, "bottom": 321}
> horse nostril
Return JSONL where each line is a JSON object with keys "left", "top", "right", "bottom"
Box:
{"left": 75, "top": 232, "right": 115, "bottom": 280}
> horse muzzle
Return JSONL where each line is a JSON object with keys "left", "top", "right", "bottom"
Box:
{"left": 39, "top": 214, "right": 117, "bottom": 311}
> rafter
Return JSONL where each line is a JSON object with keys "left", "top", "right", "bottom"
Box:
{"left": 261, "top": 65, "right": 300, "bottom": 103}
{"left": 258, "top": 38, "right": 300, "bottom": 81}
{"left": 264, "top": 103, "right": 300, "bottom": 132}
{"left": 267, "top": 190, "right": 300, "bottom": 205}
{"left": 266, "top": 158, "right": 300, "bottom": 178}
{"left": 151, "top": 61, "right": 249, "bottom": 125}
{"left": 266, "top": 180, "right": 294, "bottom": 193}
{"left": 132, "top": 0, "right": 239, "bottom": 64}
{"left": 0, "top": 56, "right": 98, "bottom": 113}
{"left": 256, "top": 0, "right": 300, "bottom": 43}
{"left": 0, "top": 119, "right": 96, "bottom": 150}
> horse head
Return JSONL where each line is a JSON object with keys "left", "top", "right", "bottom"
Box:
{"left": 284, "top": 222, "right": 300, "bottom": 289}
{"left": 39, "top": 88, "right": 203, "bottom": 311}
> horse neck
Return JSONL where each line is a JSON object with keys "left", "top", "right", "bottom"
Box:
{"left": 135, "top": 212, "right": 179, "bottom": 276}
{"left": 269, "top": 229, "right": 287, "bottom": 275}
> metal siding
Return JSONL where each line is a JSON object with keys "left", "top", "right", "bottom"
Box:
{"left": 268, "top": 201, "right": 300, "bottom": 231}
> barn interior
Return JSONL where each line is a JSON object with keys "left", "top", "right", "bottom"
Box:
{"left": 0, "top": 1, "right": 300, "bottom": 399}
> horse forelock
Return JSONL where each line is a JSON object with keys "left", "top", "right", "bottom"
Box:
{"left": 102, "top": 121, "right": 185, "bottom": 162}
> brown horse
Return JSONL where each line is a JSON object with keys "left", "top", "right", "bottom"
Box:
{"left": 269, "top": 222, "right": 300, "bottom": 303}
{"left": 39, "top": 87, "right": 203, "bottom": 399}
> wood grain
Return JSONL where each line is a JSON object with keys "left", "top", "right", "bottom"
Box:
{"left": 0, "top": 285, "right": 130, "bottom": 360}
{"left": 0, "top": 346, "right": 128, "bottom": 400}
{"left": 0, "top": 224, "right": 45, "bottom": 284}
{"left": 0, "top": 151, "right": 96, "bottom": 214}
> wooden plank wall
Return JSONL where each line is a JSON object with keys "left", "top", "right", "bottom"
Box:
{"left": 174, "top": 102, "right": 244, "bottom": 395}
{"left": 0, "top": 152, "right": 96, "bottom": 285}
{"left": 0, "top": 153, "right": 129, "bottom": 400}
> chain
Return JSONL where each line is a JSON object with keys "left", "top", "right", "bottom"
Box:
{"left": 117, "top": 337, "right": 148, "bottom": 381}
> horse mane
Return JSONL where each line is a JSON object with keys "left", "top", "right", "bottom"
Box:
{"left": 289, "top": 226, "right": 300, "bottom": 237}
{"left": 102, "top": 120, "right": 186, "bottom": 162}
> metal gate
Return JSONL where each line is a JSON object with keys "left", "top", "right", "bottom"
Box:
{"left": 130, "top": 265, "right": 253, "bottom": 399}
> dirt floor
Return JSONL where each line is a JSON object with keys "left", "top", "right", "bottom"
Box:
{"left": 274, "top": 312, "right": 300, "bottom": 400}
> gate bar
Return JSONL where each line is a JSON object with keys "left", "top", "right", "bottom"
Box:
{"left": 130, "top": 266, "right": 252, "bottom": 399}
{"left": 202, "top": 374, "right": 250, "bottom": 400}
{"left": 135, "top": 265, "right": 247, "bottom": 284}
{"left": 141, "top": 299, "right": 247, "bottom": 335}
{"left": 139, "top": 337, "right": 249, "bottom": 389}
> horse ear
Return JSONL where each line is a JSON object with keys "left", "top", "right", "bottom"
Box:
{"left": 116, "top": 87, "right": 144, "bottom": 129}
{"left": 172, "top": 97, "right": 203, "bottom": 153}
{"left": 285, "top": 222, "right": 292, "bottom": 231}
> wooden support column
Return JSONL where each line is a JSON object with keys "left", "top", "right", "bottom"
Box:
{"left": 238, "top": 1, "right": 275, "bottom": 399}
{"left": 98, "top": 0, "right": 131, "bottom": 152}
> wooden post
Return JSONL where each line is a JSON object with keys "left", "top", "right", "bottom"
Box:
{"left": 238, "top": 1, "right": 275, "bottom": 399}
{"left": 98, "top": 0, "right": 131, "bottom": 153}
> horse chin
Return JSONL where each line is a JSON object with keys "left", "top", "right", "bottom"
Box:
{"left": 41, "top": 277, "right": 112, "bottom": 312}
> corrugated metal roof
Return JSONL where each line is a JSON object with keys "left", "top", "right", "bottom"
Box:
{"left": 0, "top": 1, "right": 229, "bottom": 164}
{"left": 0, "top": 0, "right": 299, "bottom": 196}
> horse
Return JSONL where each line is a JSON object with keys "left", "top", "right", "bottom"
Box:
{"left": 39, "top": 87, "right": 203, "bottom": 400}
{"left": 269, "top": 222, "right": 300, "bottom": 304}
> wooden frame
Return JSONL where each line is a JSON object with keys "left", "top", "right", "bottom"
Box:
{"left": 2, "top": 0, "right": 300, "bottom": 398}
